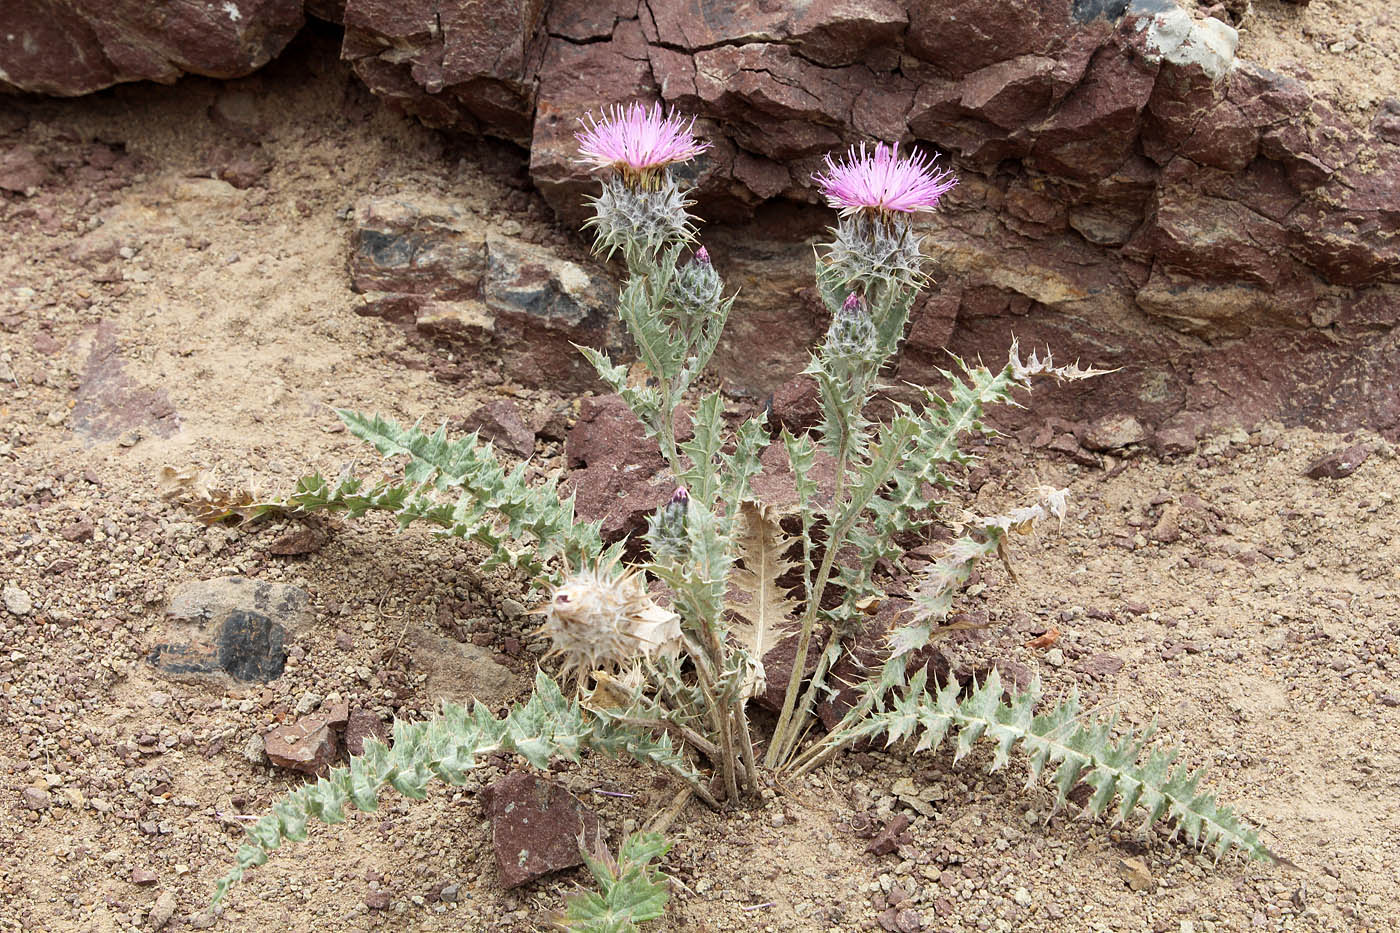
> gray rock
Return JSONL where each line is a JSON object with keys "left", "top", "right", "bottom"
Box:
{"left": 3, "top": 583, "right": 33, "bottom": 617}
{"left": 22, "top": 787, "right": 51, "bottom": 810}
{"left": 148, "top": 577, "right": 312, "bottom": 684}
{"left": 348, "top": 194, "right": 616, "bottom": 391}
{"left": 148, "top": 891, "right": 177, "bottom": 931}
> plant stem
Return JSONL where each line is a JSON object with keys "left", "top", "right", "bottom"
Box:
{"left": 766, "top": 444, "right": 850, "bottom": 768}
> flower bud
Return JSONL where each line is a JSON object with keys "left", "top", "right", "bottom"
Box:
{"left": 672, "top": 244, "right": 723, "bottom": 318}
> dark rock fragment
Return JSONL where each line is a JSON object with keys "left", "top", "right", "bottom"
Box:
{"left": 482, "top": 773, "right": 599, "bottom": 888}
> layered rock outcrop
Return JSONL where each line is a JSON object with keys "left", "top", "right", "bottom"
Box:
{"left": 7, "top": 0, "right": 1397, "bottom": 437}
{"left": 335, "top": 0, "right": 1399, "bottom": 436}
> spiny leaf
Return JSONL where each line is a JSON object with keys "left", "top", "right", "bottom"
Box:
{"left": 856, "top": 674, "right": 1279, "bottom": 865}
{"left": 554, "top": 831, "right": 672, "bottom": 932}
{"left": 212, "top": 672, "right": 698, "bottom": 905}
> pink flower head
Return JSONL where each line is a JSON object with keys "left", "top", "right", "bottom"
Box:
{"left": 576, "top": 102, "right": 709, "bottom": 179}
{"left": 814, "top": 142, "right": 956, "bottom": 216}
{"left": 693, "top": 246, "right": 710, "bottom": 265}
{"left": 840, "top": 292, "right": 866, "bottom": 316}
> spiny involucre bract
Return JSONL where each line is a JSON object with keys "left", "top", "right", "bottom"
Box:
{"left": 536, "top": 560, "right": 683, "bottom": 685}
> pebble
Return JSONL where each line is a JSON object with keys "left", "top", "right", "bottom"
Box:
{"left": 148, "top": 691, "right": 171, "bottom": 708}
{"left": 1013, "top": 887, "right": 1032, "bottom": 907}
{"left": 1043, "top": 648, "right": 1066, "bottom": 668}
{"left": 131, "top": 867, "right": 159, "bottom": 885}
{"left": 3, "top": 583, "right": 33, "bottom": 616}
{"left": 149, "top": 891, "right": 177, "bottom": 930}
{"left": 22, "top": 787, "right": 51, "bottom": 810}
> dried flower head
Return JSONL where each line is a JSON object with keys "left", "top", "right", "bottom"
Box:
{"left": 535, "top": 561, "right": 682, "bottom": 684}
{"left": 814, "top": 142, "right": 956, "bottom": 217}
{"left": 576, "top": 102, "right": 710, "bottom": 181}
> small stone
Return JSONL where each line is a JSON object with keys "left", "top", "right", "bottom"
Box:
{"left": 267, "top": 526, "right": 327, "bottom": 556}
{"left": 1043, "top": 648, "right": 1066, "bottom": 668}
{"left": 243, "top": 732, "right": 267, "bottom": 765}
{"left": 1013, "top": 887, "right": 1032, "bottom": 907}
{"left": 770, "top": 811, "right": 786, "bottom": 827}
{"left": 149, "top": 891, "right": 177, "bottom": 930}
{"left": 1117, "top": 856, "right": 1154, "bottom": 891}
{"left": 147, "top": 692, "right": 171, "bottom": 708}
{"left": 344, "top": 708, "right": 389, "bottom": 756}
{"left": 483, "top": 773, "right": 599, "bottom": 888}
{"left": 294, "top": 692, "right": 323, "bottom": 715}
{"left": 0, "top": 146, "right": 49, "bottom": 194}
{"left": 461, "top": 399, "right": 536, "bottom": 458}
{"left": 439, "top": 883, "right": 460, "bottom": 902}
{"left": 263, "top": 716, "right": 337, "bottom": 774}
{"left": 1151, "top": 423, "right": 1198, "bottom": 457}
{"left": 865, "top": 814, "right": 912, "bottom": 856}
{"left": 22, "top": 787, "right": 51, "bottom": 810}
{"left": 364, "top": 891, "right": 390, "bottom": 910}
{"left": 3, "top": 583, "right": 33, "bottom": 616}
{"left": 131, "top": 867, "right": 159, "bottom": 886}
{"left": 1305, "top": 444, "right": 1371, "bottom": 480}
{"left": 1073, "top": 653, "right": 1125, "bottom": 680}
{"left": 1082, "top": 414, "right": 1147, "bottom": 451}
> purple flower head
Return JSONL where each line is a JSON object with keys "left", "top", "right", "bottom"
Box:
{"left": 693, "top": 246, "right": 710, "bottom": 266}
{"left": 840, "top": 292, "right": 866, "bottom": 316}
{"left": 576, "top": 102, "right": 710, "bottom": 180}
{"left": 814, "top": 142, "right": 956, "bottom": 217}
{"left": 668, "top": 486, "right": 690, "bottom": 507}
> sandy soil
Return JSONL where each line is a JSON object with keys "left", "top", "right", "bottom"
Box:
{"left": 1239, "top": 0, "right": 1400, "bottom": 125}
{"left": 2, "top": 27, "right": 1399, "bottom": 933}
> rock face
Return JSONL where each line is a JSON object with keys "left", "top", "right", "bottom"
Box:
{"left": 10, "top": 0, "right": 1395, "bottom": 438}
{"left": 0, "top": 0, "right": 304, "bottom": 95}
{"left": 340, "top": 0, "right": 1400, "bottom": 439}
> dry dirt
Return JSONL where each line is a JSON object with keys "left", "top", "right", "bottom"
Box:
{"left": 1240, "top": 0, "right": 1400, "bottom": 126}
{"left": 2, "top": 26, "right": 1399, "bottom": 933}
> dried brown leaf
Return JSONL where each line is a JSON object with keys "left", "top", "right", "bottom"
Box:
{"left": 727, "top": 501, "right": 800, "bottom": 662}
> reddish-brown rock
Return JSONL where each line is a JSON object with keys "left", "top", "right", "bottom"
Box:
{"left": 563, "top": 395, "right": 672, "bottom": 543}
{"left": 312, "top": 0, "right": 1400, "bottom": 441}
{"left": 0, "top": 0, "right": 303, "bottom": 96}
{"left": 263, "top": 715, "right": 337, "bottom": 774}
{"left": 460, "top": 399, "right": 536, "bottom": 458}
{"left": 482, "top": 773, "right": 599, "bottom": 888}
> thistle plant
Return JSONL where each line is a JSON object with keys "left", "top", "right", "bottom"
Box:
{"left": 212, "top": 106, "right": 1280, "bottom": 916}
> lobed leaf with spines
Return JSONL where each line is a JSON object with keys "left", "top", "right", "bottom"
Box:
{"left": 267, "top": 412, "right": 610, "bottom": 582}
{"left": 555, "top": 831, "right": 672, "bottom": 932}
{"left": 213, "top": 672, "right": 698, "bottom": 904}
{"left": 848, "top": 669, "right": 1278, "bottom": 865}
